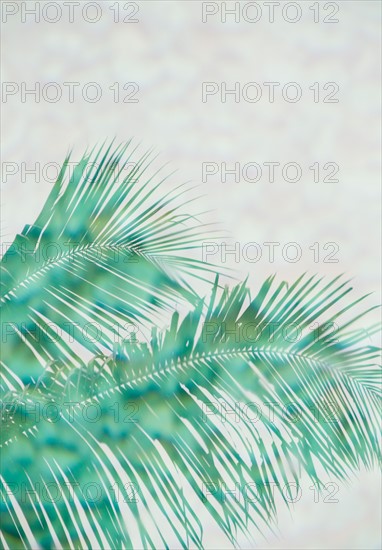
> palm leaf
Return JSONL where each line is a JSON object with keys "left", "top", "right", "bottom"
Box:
{"left": 1, "top": 275, "right": 380, "bottom": 549}
{"left": 0, "top": 142, "right": 217, "bottom": 394}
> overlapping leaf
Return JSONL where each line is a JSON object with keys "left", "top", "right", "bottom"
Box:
{"left": 0, "top": 142, "right": 216, "bottom": 394}
{"left": 2, "top": 275, "right": 380, "bottom": 549}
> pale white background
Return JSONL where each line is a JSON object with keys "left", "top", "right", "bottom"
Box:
{"left": 1, "top": 1, "right": 381, "bottom": 548}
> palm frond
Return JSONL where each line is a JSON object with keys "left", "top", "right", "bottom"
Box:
{"left": 0, "top": 142, "right": 217, "bottom": 394}
{"left": 2, "top": 275, "right": 380, "bottom": 549}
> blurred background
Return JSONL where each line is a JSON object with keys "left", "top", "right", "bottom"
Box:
{"left": 1, "top": 1, "right": 381, "bottom": 548}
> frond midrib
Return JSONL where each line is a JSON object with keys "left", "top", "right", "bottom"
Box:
{"left": 5, "top": 344, "right": 376, "bottom": 448}
{"left": 1, "top": 242, "right": 162, "bottom": 304}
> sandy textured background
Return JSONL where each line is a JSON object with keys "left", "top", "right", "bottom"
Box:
{"left": 1, "top": 1, "right": 381, "bottom": 548}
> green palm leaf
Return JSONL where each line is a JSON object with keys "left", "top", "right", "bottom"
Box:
{"left": 1, "top": 275, "right": 380, "bottom": 549}
{"left": 0, "top": 142, "right": 217, "bottom": 394}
